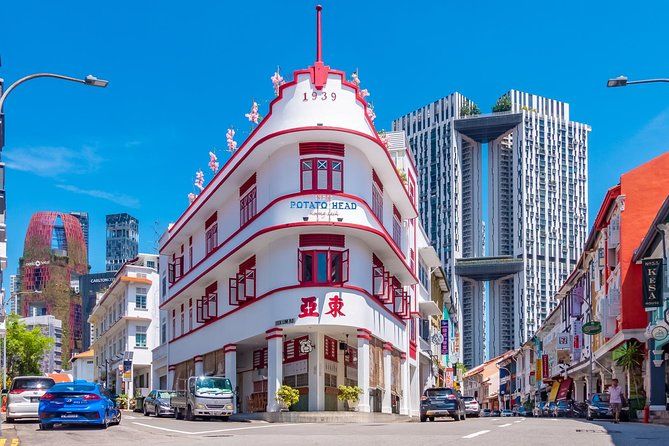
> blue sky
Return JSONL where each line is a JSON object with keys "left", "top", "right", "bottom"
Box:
{"left": 1, "top": 0, "right": 669, "bottom": 289}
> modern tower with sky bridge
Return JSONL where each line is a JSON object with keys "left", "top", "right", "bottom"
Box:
{"left": 393, "top": 90, "right": 589, "bottom": 367}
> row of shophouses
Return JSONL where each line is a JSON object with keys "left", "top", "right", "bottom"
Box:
{"left": 464, "top": 153, "right": 669, "bottom": 418}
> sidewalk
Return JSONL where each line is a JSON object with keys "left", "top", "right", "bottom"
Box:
{"left": 0, "top": 421, "right": 20, "bottom": 446}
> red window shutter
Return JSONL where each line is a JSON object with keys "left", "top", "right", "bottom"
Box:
{"left": 239, "top": 173, "right": 257, "bottom": 196}
{"left": 372, "top": 253, "right": 383, "bottom": 267}
{"left": 372, "top": 169, "right": 383, "bottom": 191}
{"left": 299, "top": 142, "right": 345, "bottom": 157}
{"left": 299, "top": 234, "right": 345, "bottom": 247}
{"left": 205, "top": 212, "right": 218, "bottom": 229}
{"left": 239, "top": 255, "right": 256, "bottom": 273}
{"left": 229, "top": 277, "right": 239, "bottom": 306}
{"left": 393, "top": 205, "right": 402, "bottom": 221}
{"left": 205, "top": 282, "right": 217, "bottom": 295}
{"left": 372, "top": 265, "right": 386, "bottom": 296}
{"left": 341, "top": 249, "right": 349, "bottom": 283}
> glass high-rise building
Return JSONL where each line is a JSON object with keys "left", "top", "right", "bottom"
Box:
{"left": 105, "top": 213, "right": 139, "bottom": 272}
{"left": 70, "top": 212, "right": 89, "bottom": 263}
{"left": 393, "top": 90, "right": 589, "bottom": 367}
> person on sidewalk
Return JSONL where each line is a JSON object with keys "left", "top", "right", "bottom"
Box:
{"left": 608, "top": 379, "right": 624, "bottom": 424}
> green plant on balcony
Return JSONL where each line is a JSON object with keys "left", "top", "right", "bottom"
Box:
{"left": 460, "top": 103, "right": 480, "bottom": 117}
{"left": 492, "top": 94, "right": 512, "bottom": 113}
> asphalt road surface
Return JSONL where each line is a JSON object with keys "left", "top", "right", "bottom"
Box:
{"left": 8, "top": 412, "right": 669, "bottom": 446}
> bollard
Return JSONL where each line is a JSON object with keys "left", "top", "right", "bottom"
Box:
{"left": 643, "top": 404, "right": 650, "bottom": 423}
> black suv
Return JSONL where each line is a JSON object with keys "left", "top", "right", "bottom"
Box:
{"left": 420, "top": 387, "right": 466, "bottom": 422}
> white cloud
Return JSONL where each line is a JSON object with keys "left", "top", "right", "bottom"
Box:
{"left": 56, "top": 184, "right": 140, "bottom": 209}
{"left": 4, "top": 145, "right": 102, "bottom": 177}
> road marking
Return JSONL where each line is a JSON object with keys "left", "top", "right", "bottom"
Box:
{"left": 132, "top": 421, "right": 302, "bottom": 435}
{"left": 498, "top": 423, "right": 512, "bottom": 428}
{"left": 514, "top": 420, "right": 523, "bottom": 423}
{"left": 125, "top": 415, "right": 137, "bottom": 419}
{"left": 491, "top": 418, "right": 499, "bottom": 421}
{"left": 462, "top": 430, "right": 490, "bottom": 439}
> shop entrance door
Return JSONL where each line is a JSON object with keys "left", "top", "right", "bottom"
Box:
{"left": 325, "top": 372, "right": 338, "bottom": 411}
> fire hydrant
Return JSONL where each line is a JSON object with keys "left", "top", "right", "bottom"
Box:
{"left": 643, "top": 404, "right": 650, "bottom": 424}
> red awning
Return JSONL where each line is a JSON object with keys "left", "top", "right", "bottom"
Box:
{"left": 556, "top": 378, "right": 573, "bottom": 401}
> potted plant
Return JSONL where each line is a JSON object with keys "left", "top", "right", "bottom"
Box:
{"left": 337, "top": 385, "right": 363, "bottom": 411}
{"left": 276, "top": 385, "right": 300, "bottom": 412}
{"left": 116, "top": 393, "right": 129, "bottom": 410}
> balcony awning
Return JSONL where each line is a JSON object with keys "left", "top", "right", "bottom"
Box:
{"left": 419, "top": 246, "right": 441, "bottom": 268}
{"left": 419, "top": 300, "right": 441, "bottom": 316}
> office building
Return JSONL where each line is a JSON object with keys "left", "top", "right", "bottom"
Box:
{"left": 9, "top": 273, "right": 19, "bottom": 314}
{"left": 19, "top": 211, "right": 88, "bottom": 360}
{"left": 70, "top": 212, "right": 90, "bottom": 263}
{"left": 79, "top": 272, "right": 116, "bottom": 351}
{"left": 393, "top": 90, "right": 589, "bottom": 366}
{"left": 21, "top": 315, "right": 63, "bottom": 373}
{"left": 106, "top": 213, "right": 139, "bottom": 272}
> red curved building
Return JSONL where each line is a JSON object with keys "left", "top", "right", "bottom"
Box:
{"left": 19, "top": 211, "right": 88, "bottom": 360}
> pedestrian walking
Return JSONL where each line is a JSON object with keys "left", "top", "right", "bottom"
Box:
{"left": 608, "top": 379, "right": 624, "bottom": 423}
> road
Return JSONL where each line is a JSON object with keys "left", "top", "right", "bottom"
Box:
{"left": 8, "top": 412, "right": 669, "bottom": 446}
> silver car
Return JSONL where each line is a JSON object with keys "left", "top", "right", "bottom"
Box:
{"left": 7, "top": 376, "right": 56, "bottom": 422}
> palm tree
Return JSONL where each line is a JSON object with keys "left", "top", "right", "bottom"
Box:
{"left": 614, "top": 340, "right": 645, "bottom": 410}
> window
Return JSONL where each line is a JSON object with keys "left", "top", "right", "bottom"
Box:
{"left": 298, "top": 249, "right": 349, "bottom": 285}
{"left": 229, "top": 256, "right": 256, "bottom": 306}
{"left": 135, "top": 288, "right": 147, "bottom": 310}
{"left": 135, "top": 326, "right": 147, "bottom": 348}
{"left": 147, "top": 260, "right": 156, "bottom": 269}
{"left": 197, "top": 282, "right": 218, "bottom": 323}
{"left": 168, "top": 256, "right": 184, "bottom": 284}
{"left": 392, "top": 207, "right": 402, "bottom": 249}
{"left": 300, "top": 158, "right": 343, "bottom": 192}
{"left": 240, "top": 187, "right": 257, "bottom": 227}
{"left": 171, "top": 309, "right": 176, "bottom": 340}
{"left": 205, "top": 212, "right": 218, "bottom": 255}
{"left": 180, "top": 304, "right": 185, "bottom": 335}
{"left": 372, "top": 170, "right": 384, "bottom": 221}
{"left": 372, "top": 254, "right": 391, "bottom": 304}
{"left": 188, "top": 236, "right": 193, "bottom": 270}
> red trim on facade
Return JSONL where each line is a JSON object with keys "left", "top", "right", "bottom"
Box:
{"left": 299, "top": 234, "right": 345, "bottom": 248}
{"left": 372, "top": 169, "right": 383, "bottom": 191}
{"left": 400, "top": 352, "right": 407, "bottom": 360}
{"left": 383, "top": 342, "right": 394, "bottom": 352}
{"left": 205, "top": 212, "right": 217, "bottom": 229}
{"left": 193, "top": 355, "right": 204, "bottom": 363}
{"left": 265, "top": 327, "right": 284, "bottom": 334}
{"left": 162, "top": 125, "right": 418, "bottom": 252}
{"left": 168, "top": 365, "right": 176, "bottom": 371}
{"left": 239, "top": 173, "right": 257, "bottom": 196}
{"left": 393, "top": 205, "right": 402, "bottom": 221}
{"left": 238, "top": 255, "right": 256, "bottom": 273}
{"left": 299, "top": 142, "right": 345, "bottom": 157}
{"left": 167, "top": 283, "right": 406, "bottom": 345}
{"left": 224, "top": 344, "right": 237, "bottom": 353}
{"left": 357, "top": 328, "right": 372, "bottom": 335}
{"left": 409, "top": 341, "right": 417, "bottom": 360}
{"left": 356, "top": 333, "right": 372, "bottom": 340}
{"left": 265, "top": 334, "right": 284, "bottom": 340}
{"left": 167, "top": 192, "right": 418, "bottom": 292}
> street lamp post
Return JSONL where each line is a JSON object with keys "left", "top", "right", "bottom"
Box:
{"left": 607, "top": 75, "right": 669, "bottom": 88}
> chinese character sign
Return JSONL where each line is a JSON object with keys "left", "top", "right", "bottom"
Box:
{"left": 440, "top": 320, "right": 449, "bottom": 355}
{"left": 325, "top": 296, "right": 345, "bottom": 318}
{"left": 298, "top": 296, "right": 319, "bottom": 318}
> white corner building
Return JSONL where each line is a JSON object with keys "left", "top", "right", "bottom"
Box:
{"left": 157, "top": 8, "right": 442, "bottom": 416}
{"left": 89, "top": 253, "right": 160, "bottom": 397}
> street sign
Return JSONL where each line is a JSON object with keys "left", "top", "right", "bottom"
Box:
{"left": 651, "top": 325, "right": 669, "bottom": 342}
{"left": 582, "top": 321, "right": 602, "bottom": 335}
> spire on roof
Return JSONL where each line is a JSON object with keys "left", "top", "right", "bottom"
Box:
{"left": 309, "top": 5, "right": 329, "bottom": 90}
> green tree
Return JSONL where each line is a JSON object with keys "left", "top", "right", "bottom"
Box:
{"left": 492, "top": 94, "right": 512, "bottom": 113}
{"left": 460, "top": 103, "right": 481, "bottom": 117}
{"left": 614, "top": 339, "right": 645, "bottom": 410}
{"left": 5, "top": 314, "right": 55, "bottom": 378}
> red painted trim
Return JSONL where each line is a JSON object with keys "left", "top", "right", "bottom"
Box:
{"left": 400, "top": 352, "right": 407, "bottom": 360}
{"left": 409, "top": 341, "right": 417, "bottom": 360}
{"left": 299, "top": 234, "right": 345, "bottom": 248}
{"left": 167, "top": 191, "right": 416, "bottom": 291}
{"left": 162, "top": 125, "right": 417, "bottom": 252}
{"left": 356, "top": 333, "right": 372, "bottom": 340}
{"left": 357, "top": 328, "right": 372, "bottom": 335}
{"left": 205, "top": 212, "right": 217, "bottom": 228}
{"left": 194, "top": 355, "right": 203, "bottom": 362}
{"left": 372, "top": 169, "right": 383, "bottom": 191}
{"left": 168, "top": 365, "right": 176, "bottom": 371}
{"left": 239, "top": 173, "right": 257, "bottom": 196}
{"left": 167, "top": 283, "right": 406, "bottom": 345}
{"left": 593, "top": 184, "right": 622, "bottom": 230}
{"left": 265, "top": 327, "right": 284, "bottom": 334}
{"left": 265, "top": 334, "right": 284, "bottom": 340}
{"left": 299, "top": 142, "right": 345, "bottom": 157}
{"left": 383, "top": 342, "right": 394, "bottom": 352}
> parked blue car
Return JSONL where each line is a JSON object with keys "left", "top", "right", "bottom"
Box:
{"left": 38, "top": 380, "right": 121, "bottom": 429}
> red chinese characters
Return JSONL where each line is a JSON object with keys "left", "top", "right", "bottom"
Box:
{"left": 325, "top": 295, "right": 345, "bottom": 318}
{"left": 298, "top": 296, "right": 319, "bottom": 318}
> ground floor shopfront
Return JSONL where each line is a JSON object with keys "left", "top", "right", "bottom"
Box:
{"left": 168, "top": 325, "right": 421, "bottom": 416}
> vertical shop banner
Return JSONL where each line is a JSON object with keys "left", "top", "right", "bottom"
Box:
{"left": 536, "top": 359, "right": 543, "bottom": 381}
{"left": 542, "top": 354, "right": 549, "bottom": 380}
{"left": 570, "top": 284, "right": 584, "bottom": 317}
{"left": 642, "top": 258, "right": 663, "bottom": 308}
{"left": 440, "top": 319, "right": 449, "bottom": 355}
{"left": 571, "top": 320, "right": 582, "bottom": 362}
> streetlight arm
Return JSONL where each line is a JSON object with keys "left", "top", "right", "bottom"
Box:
{"left": 0, "top": 72, "right": 108, "bottom": 112}
{"left": 627, "top": 78, "right": 669, "bottom": 85}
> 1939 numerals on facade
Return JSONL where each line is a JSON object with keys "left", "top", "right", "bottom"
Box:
{"left": 303, "top": 91, "right": 337, "bottom": 101}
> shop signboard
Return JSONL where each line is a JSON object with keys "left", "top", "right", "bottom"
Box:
{"left": 556, "top": 334, "right": 570, "bottom": 350}
{"left": 570, "top": 285, "right": 584, "bottom": 318}
{"left": 582, "top": 321, "right": 602, "bottom": 335}
{"left": 642, "top": 258, "right": 663, "bottom": 308}
{"left": 440, "top": 320, "right": 449, "bottom": 355}
{"left": 123, "top": 359, "right": 132, "bottom": 381}
{"left": 542, "top": 354, "right": 549, "bottom": 380}
{"left": 536, "top": 359, "right": 543, "bottom": 381}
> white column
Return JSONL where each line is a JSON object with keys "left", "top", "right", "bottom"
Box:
{"left": 382, "top": 342, "right": 392, "bottom": 414}
{"left": 224, "top": 344, "right": 237, "bottom": 412}
{"left": 194, "top": 355, "right": 204, "bottom": 376}
{"left": 356, "top": 329, "right": 371, "bottom": 413}
{"left": 574, "top": 379, "right": 584, "bottom": 402}
{"left": 308, "top": 332, "right": 325, "bottom": 411}
{"left": 400, "top": 352, "right": 409, "bottom": 415}
{"left": 266, "top": 328, "right": 283, "bottom": 412}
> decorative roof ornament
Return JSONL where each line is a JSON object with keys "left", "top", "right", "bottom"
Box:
{"left": 208, "top": 151, "right": 219, "bottom": 173}
{"left": 309, "top": 5, "right": 330, "bottom": 90}
{"left": 188, "top": 193, "right": 198, "bottom": 204}
{"left": 194, "top": 169, "right": 205, "bottom": 191}
{"left": 379, "top": 132, "right": 390, "bottom": 148}
{"left": 359, "top": 88, "right": 370, "bottom": 99}
{"left": 351, "top": 71, "right": 361, "bottom": 86}
{"left": 271, "top": 67, "right": 285, "bottom": 96}
{"left": 226, "top": 128, "right": 238, "bottom": 152}
{"left": 366, "top": 103, "right": 376, "bottom": 122}
{"left": 245, "top": 101, "right": 261, "bottom": 124}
